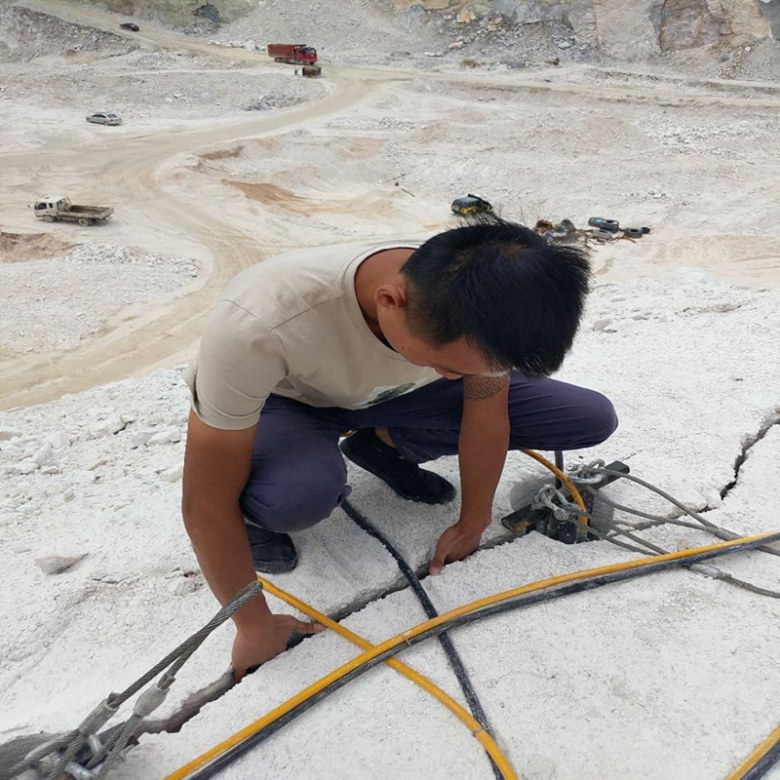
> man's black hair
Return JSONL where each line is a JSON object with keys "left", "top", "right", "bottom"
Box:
{"left": 400, "top": 215, "right": 590, "bottom": 376}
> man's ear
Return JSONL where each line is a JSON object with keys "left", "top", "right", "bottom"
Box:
{"left": 375, "top": 278, "right": 408, "bottom": 311}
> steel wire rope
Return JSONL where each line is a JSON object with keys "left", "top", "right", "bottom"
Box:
{"left": 591, "top": 466, "right": 780, "bottom": 558}
{"left": 584, "top": 524, "right": 658, "bottom": 556}
{"left": 91, "top": 581, "right": 264, "bottom": 778}
{"left": 257, "top": 575, "right": 517, "bottom": 780}
{"left": 341, "top": 497, "right": 503, "bottom": 780}
{"left": 586, "top": 515, "right": 780, "bottom": 599}
{"left": 163, "top": 531, "right": 780, "bottom": 780}
{"left": 592, "top": 490, "right": 726, "bottom": 532}
{"left": 565, "top": 463, "right": 780, "bottom": 600}
{"left": 562, "top": 486, "right": 780, "bottom": 599}
{"left": 12, "top": 582, "right": 263, "bottom": 780}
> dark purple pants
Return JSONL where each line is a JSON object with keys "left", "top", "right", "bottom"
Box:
{"left": 240, "top": 376, "right": 617, "bottom": 534}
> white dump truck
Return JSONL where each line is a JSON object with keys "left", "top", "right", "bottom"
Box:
{"left": 33, "top": 196, "right": 113, "bottom": 226}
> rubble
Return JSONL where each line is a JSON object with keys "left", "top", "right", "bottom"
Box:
{"left": 0, "top": 246, "right": 200, "bottom": 357}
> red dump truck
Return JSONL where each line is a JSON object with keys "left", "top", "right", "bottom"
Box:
{"left": 266, "top": 43, "right": 317, "bottom": 65}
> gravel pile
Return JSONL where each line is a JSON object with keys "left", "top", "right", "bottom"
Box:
{"left": 209, "top": 0, "right": 442, "bottom": 65}
{"left": 0, "top": 63, "right": 322, "bottom": 120}
{"left": 0, "top": 5, "right": 134, "bottom": 64}
{"left": 0, "top": 367, "right": 190, "bottom": 482}
{"left": 0, "top": 245, "right": 199, "bottom": 356}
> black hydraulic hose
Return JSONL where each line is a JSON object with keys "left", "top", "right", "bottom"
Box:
{"left": 186, "top": 532, "right": 780, "bottom": 780}
{"left": 341, "top": 498, "right": 502, "bottom": 780}
{"left": 554, "top": 450, "right": 564, "bottom": 490}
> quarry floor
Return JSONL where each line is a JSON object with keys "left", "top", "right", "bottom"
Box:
{"left": 0, "top": 2, "right": 779, "bottom": 779}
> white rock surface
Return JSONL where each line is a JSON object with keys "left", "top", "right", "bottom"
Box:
{"left": 1, "top": 3, "right": 779, "bottom": 778}
{"left": 1, "top": 277, "right": 779, "bottom": 779}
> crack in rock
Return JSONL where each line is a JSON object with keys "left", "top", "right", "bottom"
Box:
{"left": 0, "top": 514, "right": 519, "bottom": 774}
{"left": 719, "top": 409, "right": 780, "bottom": 501}
{"left": 0, "top": 568, "right": 455, "bottom": 776}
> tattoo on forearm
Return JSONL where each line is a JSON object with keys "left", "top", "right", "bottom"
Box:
{"left": 463, "top": 374, "right": 509, "bottom": 401}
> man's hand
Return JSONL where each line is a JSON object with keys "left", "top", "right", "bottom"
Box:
{"left": 183, "top": 412, "right": 320, "bottom": 679}
{"left": 429, "top": 521, "right": 486, "bottom": 576}
{"left": 232, "top": 614, "right": 324, "bottom": 680}
{"left": 435, "top": 373, "right": 510, "bottom": 577}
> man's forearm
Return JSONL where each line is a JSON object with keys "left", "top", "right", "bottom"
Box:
{"left": 457, "top": 415, "right": 510, "bottom": 528}
{"left": 184, "top": 506, "right": 271, "bottom": 632}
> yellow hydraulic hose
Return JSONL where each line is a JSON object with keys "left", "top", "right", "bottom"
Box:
{"left": 258, "top": 576, "right": 517, "bottom": 780}
{"left": 726, "top": 723, "right": 780, "bottom": 780}
{"left": 164, "top": 531, "right": 778, "bottom": 780}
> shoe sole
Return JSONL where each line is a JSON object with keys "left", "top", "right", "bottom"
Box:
{"left": 340, "top": 438, "right": 455, "bottom": 505}
{"left": 252, "top": 556, "right": 298, "bottom": 574}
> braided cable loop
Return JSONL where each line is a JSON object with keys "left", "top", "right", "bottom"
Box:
{"left": 16, "top": 581, "right": 264, "bottom": 780}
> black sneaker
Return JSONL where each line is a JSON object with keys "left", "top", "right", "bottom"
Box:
{"left": 340, "top": 428, "right": 456, "bottom": 505}
{"left": 245, "top": 523, "right": 298, "bottom": 573}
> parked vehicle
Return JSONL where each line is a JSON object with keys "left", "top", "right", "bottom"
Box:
{"left": 120, "top": 22, "right": 140, "bottom": 31}
{"left": 267, "top": 43, "right": 317, "bottom": 65}
{"left": 86, "top": 112, "right": 122, "bottom": 126}
{"left": 450, "top": 194, "right": 494, "bottom": 216}
{"left": 33, "top": 196, "right": 113, "bottom": 227}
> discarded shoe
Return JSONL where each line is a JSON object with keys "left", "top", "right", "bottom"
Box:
{"left": 245, "top": 523, "right": 298, "bottom": 573}
{"left": 340, "top": 428, "right": 456, "bottom": 505}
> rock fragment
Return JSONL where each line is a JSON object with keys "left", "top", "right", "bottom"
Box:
{"left": 35, "top": 554, "right": 87, "bottom": 575}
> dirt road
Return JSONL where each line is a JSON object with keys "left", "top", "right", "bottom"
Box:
{"left": 0, "top": 2, "right": 386, "bottom": 409}
{"left": 2, "top": 0, "right": 778, "bottom": 410}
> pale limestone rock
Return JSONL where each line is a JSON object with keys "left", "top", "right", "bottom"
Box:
{"left": 45, "top": 431, "right": 71, "bottom": 450}
{"left": 162, "top": 465, "right": 183, "bottom": 483}
{"left": 88, "top": 416, "right": 126, "bottom": 438}
{"left": 16, "top": 460, "right": 39, "bottom": 475}
{"left": 707, "top": 0, "right": 772, "bottom": 38}
{"left": 35, "top": 554, "right": 87, "bottom": 575}
{"left": 591, "top": 0, "right": 659, "bottom": 59}
{"left": 659, "top": 0, "right": 721, "bottom": 51}
{"left": 31, "top": 443, "right": 54, "bottom": 467}
{"left": 146, "top": 428, "right": 183, "bottom": 446}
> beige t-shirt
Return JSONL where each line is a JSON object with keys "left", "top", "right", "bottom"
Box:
{"left": 187, "top": 241, "right": 440, "bottom": 430}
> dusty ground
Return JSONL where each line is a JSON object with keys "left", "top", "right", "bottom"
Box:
{"left": 0, "top": 3, "right": 779, "bottom": 778}
{"left": 1, "top": 0, "right": 779, "bottom": 410}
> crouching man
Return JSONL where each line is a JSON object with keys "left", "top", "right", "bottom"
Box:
{"left": 182, "top": 216, "right": 617, "bottom": 677}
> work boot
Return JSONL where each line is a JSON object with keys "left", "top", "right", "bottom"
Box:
{"left": 340, "top": 428, "right": 456, "bottom": 505}
{"left": 245, "top": 522, "right": 298, "bottom": 573}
